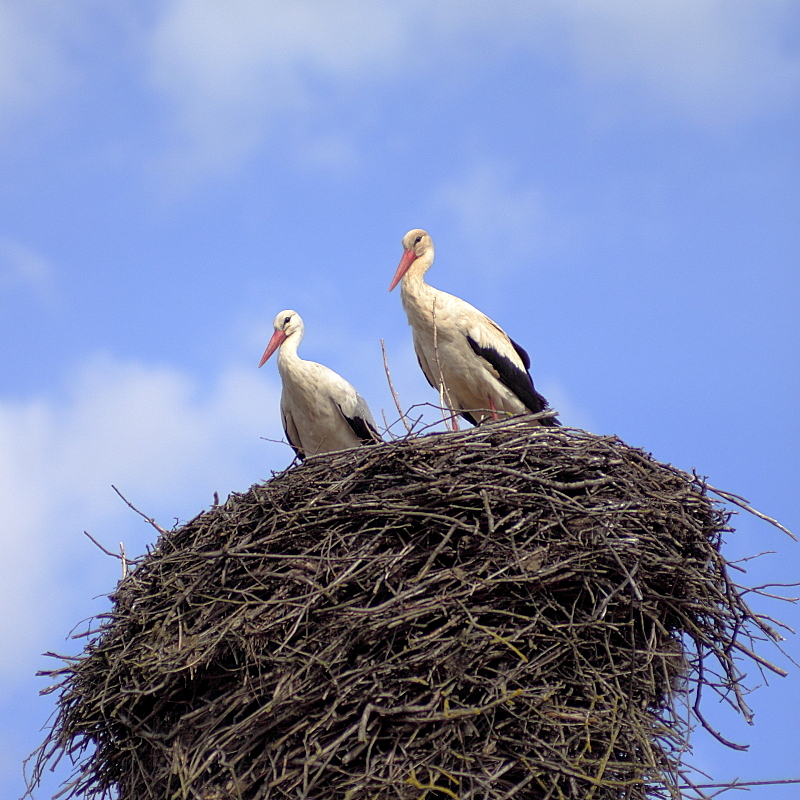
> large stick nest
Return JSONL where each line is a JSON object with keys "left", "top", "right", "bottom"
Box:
{"left": 32, "top": 419, "right": 790, "bottom": 800}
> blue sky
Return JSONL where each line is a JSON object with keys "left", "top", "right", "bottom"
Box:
{"left": 1, "top": 1, "right": 798, "bottom": 797}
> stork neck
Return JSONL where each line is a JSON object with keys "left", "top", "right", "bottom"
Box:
{"left": 401, "top": 250, "right": 434, "bottom": 293}
{"left": 277, "top": 330, "right": 303, "bottom": 369}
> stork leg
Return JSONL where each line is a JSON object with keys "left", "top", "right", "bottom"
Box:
{"left": 488, "top": 397, "right": 500, "bottom": 421}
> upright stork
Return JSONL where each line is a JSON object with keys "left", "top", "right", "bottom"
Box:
{"left": 389, "top": 229, "right": 558, "bottom": 427}
{"left": 259, "top": 310, "right": 381, "bottom": 459}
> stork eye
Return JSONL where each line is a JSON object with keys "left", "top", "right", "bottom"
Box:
{"left": 414, "top": 235, "right": 422, "bottom": 244}
{"left": 284, "top": 316, "right": 291, "bottom": 325}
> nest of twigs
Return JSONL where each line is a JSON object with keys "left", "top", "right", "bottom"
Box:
{"left": 31, "top": 418, "right": 791, "bottom": 800}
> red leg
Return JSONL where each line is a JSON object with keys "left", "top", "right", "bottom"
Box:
{"left": 488, "top": 397, "right": 499, "bottom": 421}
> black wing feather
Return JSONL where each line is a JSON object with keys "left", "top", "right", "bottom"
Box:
{"left": 340, "top": 409, "right": 380, "bottom": 445}
{"left": 466, "top": 335, "right": 558, "bottom": 425}
{"left": 508, "top": 336, "right": 531, "bottom": 370}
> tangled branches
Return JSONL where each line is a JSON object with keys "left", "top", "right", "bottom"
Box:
{"left": 30, "top": 419, "right": 793, "bottom": 799}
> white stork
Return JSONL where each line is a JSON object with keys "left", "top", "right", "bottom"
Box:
{"left": 389, "top": 229, "right": 558, "bottom": 428}
{"left": 259, "top": 310, "right": 381, "bottom": 459}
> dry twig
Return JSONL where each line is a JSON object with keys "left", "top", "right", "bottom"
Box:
{"left": 111, "top": 484, "right": 166, "bottom": 535}
{"left": 380, "top": 338, "right": 412, "bottom": 434}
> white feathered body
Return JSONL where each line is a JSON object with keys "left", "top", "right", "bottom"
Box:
{"left": 277, "top": 349, "right": 377, "bottom": 457}
{"left": 400, "top": 278, "right": 530, "bottom": 424}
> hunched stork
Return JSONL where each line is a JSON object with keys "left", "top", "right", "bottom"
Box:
{"left": 259, "top": 310, "right": 381, "bottom": 459}
{"left": 389, "top": 229, "right": 558, "bottom": 427}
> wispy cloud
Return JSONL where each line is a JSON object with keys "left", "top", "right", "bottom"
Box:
{"left": 1, "top": 1, "right": 795, "bottom": 183}
{"left": 143, "top": 0, "right": 799, "bottom": 185}
{"left": 0, "top": 237, "right": 59, "bottom": 306}
{"left": 557, "top": 0, "right": 800, "bottom": 123}
{"left": 147, "top": 0, "right": 406, "bottom": 186}
{"left": 434, "top": 162, "right": 573, "bottom": 275}
{"left": 0, "top": 0, "right": 77, "bottom": 131}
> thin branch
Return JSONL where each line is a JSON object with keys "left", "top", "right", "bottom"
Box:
{"left": 681, "top": 778, "right": 800, "bottom": 789}
{"left": 259, "top": 436, "right": 299, "bottom": 450}
{"left": 111, "top": 484, "right": 167, "bottom": 535}
{"left": 83, "top": 531, "right": 123, "bottom": 561}
{"left": 703, "top": 483, "right": 796, "bottom": 540}
{"left": 380, "top": 338, "right": 412, "bottom": 433}
{"left": 119, "top": 542, "right": 128, "bottom": 580}
{"left": 729, "top": 639, "right": 789, "bottom": 677}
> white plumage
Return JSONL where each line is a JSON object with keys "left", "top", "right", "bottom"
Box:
{"left": 259, "top": 310, "right": 380, "bottom": 459}
{"left": 389, "top": 229, "right": 557, "bottom": 427}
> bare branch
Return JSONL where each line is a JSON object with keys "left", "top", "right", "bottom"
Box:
{"left": 703, "top": 482, "right": 796, "bottom": 540}
{"left": 83, "top": 531, "right": 123, "bottom": 561}
{"left": 380, "top": 338, "right": 412, "bottom": 433}
{"left": 111, "top": 485, "right": 167, "bottom": 535}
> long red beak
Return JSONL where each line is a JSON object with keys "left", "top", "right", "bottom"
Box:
{"left": 389, "top": 248, "right": 417, "bottom": 292}
{"left": 259, "top": 329, "right": 287, "bottom": 367}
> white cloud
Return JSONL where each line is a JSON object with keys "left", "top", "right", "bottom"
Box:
{"left": 0, "top": 237, "right": 59, "bottom": 305}
{"left": 143, "top": 0, "right": 798, "bottom": 185}
{"left": 0, "top": 352, "right": 287, "bottom": 680}
{"left": 147, "top": 0, "right": 406, "bottom": 185}
{"left": 0, "top": 0, "right": 77, "bottom": 131}
{"left": 557, "top": 0, "right": 800, "bottom": 123}
{"left": 4, "top": 0, "right": 794, "bottom": 181}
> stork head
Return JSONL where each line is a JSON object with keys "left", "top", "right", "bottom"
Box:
{"left": 389, "top": 229, "right": 434, "bottom": 292}
{"left": 259, "top": 309, "right": 303, "bottom": 367}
